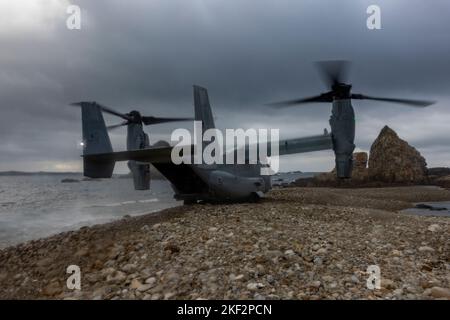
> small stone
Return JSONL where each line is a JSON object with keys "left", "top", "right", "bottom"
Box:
{"left": 316, "top": 248, "right": 327, "bottom": 254}
{"left": 145, "top": 277, "right": 156, "bottom": 285}
{"left": 430, "top": 287, "right": 450, "bottom": 299}
{"left": 74, "top": 247, "right": 89, "bottom": 257}
{"left": 284, "top": 249, "right": 295, "bottom": 256}
{"left": 137, "top": 284, "right": 154, "bottom": 292}
{"left": 393, "top": 288, "right": 403, "bottom": 296}
{"left": 418, "top": 246, "right": 435, "bottom": 253}
{"left": 381, "top": 279, "right": 396, "bottom": 289}
{"left": 322, "top": 276, "right": 334, "bottom": 282}
{"left": 164, "top": 244, "right": 180, "bottom": 254}
{"left": 164, "top": 292, "right": 176, "bottom": 300}
{"left": 208, "top": 227, "right": 218, "bottom": 232}
{"left": 130, "top": 279, "right": 142, "bottom": 290}
{"left": 230, "top": 274, "right": 244, "bottom": 281}
{"left": 42, "top": 281, "right": 62, "bottom": 296}
{"left": 427, "top": 224, "right": 440, "bottom": 232}
{"left": 121, "top": 263, "right": 137, "bottom": 273}
{"left": 106, "top": 271, "right": 126, "bottom": 284}
{"left": 247, "top": 282, "right": 264, "bottom": 291}
{"left": 313, "top": 257, "right": 323, "bottom": 265}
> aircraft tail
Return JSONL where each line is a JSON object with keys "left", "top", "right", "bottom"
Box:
{"left": 193, "top": 85, "right": 215, "bottom": 132}
{"left": 80, "top": 102, "right": 115, "bottom": 178}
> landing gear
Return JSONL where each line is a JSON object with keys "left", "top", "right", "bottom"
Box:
{"left": 183, "top": 199, "right": 197, "bottom": 205}
{"left": 248, "top": 193, "right": 261, "bottom": 203}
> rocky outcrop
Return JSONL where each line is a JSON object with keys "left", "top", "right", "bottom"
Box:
{"left": 368, "top": 126, "right": 427, "bottom": 183}
{"left": 350, "top": 152, "right": 369, "bottom": 181}
{"left": 312, "top": 151, "right": 369, "bottom": 185}
{"left": 292, "top": 126, "right": 429, "bottom": 187}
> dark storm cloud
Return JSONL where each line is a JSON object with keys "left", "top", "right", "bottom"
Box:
{"left": 0, "top": 0, "right": 449, "bottom": 172}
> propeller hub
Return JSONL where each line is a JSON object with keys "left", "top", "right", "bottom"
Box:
{"left": 127, "top": 110, "right": 142, "bottom": 124}
{"left": 332, "top": 83, "right": 352, "bottom": 100}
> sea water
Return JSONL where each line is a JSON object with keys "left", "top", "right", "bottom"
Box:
{"left": 0, "top": 175, "right": 179, "bottom": 248}
{"left": 0, "top": 172, "right": 316, "bottom": 248}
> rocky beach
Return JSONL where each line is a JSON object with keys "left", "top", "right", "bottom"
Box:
{"left": 0, "top": 186, "right": 449, "bottom": 300}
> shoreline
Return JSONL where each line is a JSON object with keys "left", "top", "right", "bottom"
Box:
{"left": 0, "top": 186, "right": 449, "bottom": 300}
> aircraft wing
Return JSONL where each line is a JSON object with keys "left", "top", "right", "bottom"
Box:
{"left": 277, "top": 132, "right": 333, "bottom": 156}
{"left": 85, "top": 132, "right": 333, "bottom": 164}
{"left": 239, "top": 131, "right": 333, "bottom": 157}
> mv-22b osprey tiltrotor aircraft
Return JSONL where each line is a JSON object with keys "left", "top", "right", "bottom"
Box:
{"left": 73, "top": 61, "right": 434, "bottom": 203}
{"left": 72, "top": 85, "right": 336, "bottom": 204}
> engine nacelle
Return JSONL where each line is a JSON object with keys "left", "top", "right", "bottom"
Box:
{"left": 329, "top": 99, "right": 355, "bottom": 179}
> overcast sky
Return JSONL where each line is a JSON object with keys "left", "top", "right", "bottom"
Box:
{"left": 0, "top": 0, "right": 449, "bottom": 173}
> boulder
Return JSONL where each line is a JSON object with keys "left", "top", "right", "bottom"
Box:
{"left": 368, "top": 126, "right": 427, "bottom": 183}
{"left": 350, "top": 152, "right": 369, "bottom": 181}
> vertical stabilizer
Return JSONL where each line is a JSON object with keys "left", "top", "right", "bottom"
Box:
{"left": 80, "top": 102, "right": 115, "bottom": 178}
{"left": 193, "top": 85, "right": 215, "bottom": 133}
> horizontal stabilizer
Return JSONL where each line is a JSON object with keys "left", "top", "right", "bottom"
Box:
{"left": 83, "top": 145, "right": 183, "bottom": 163}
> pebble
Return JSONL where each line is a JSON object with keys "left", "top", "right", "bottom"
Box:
{"left": 122, "top": 264, "right": 137, "bottom": 273}
{"left": 145, "top": 277, "right": 156, "bottom": 285}
{"left": 418, "top": 246, "right": 435, "bottom": 253}
{"left": 1, "top": 186, "right": 449, "bottom": 300}
{"left": 427, "top": 224, "right": 440, "bottom": 232}
{"left": 430, "top": 287, "right": 450, "bottom": 299}
{"left": 247, "top": 282, "right": 264, "bottom": 291}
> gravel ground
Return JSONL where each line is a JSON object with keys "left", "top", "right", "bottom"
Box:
{"left": 0, "top": 186, "right": 449, "bottom": 300}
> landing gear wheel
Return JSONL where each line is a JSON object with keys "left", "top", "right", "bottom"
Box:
{"left": 248, "top": 193, "right": 261, "bottom": 203}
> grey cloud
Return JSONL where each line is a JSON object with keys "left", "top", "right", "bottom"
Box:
{"left": 0, "top": 0, "right": 449, "bottom": 172}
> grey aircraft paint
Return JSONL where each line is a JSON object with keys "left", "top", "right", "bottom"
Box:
{"left": 78, "top": 85, "right": 335, "bottom": 203}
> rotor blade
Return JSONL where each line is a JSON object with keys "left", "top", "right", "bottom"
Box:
{"left": 351, "top": 94, "right": 435, "bottom": 107}
{"left": 141, "top": 116, "right": 194, "bottom": 126}
{"left": 266, "top": 92, "right": 333, "bottom": 107}
{"left": 70, "top": 101, "right": 131, "bottom": 120}
{"left": 315, "top": 60, "right": 351, "bottom": 87}
{"left": 107, "top": 121, "right": 129, "bottom": 130}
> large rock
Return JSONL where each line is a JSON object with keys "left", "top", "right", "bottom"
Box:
{"left": 351, "top": 152, "right": 369, "bottom": 181}
{"left": 368, "top": 126, "right": 427, "bottom": 183}
{"left": 314, "top": 152, "right": 369, "bottom": 183}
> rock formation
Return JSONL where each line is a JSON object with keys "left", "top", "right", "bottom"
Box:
{"left": 292, "top": 126, "right": 428, "bottom": 187}
{"left": 368, "top": 126, "right": 427, "bottom": 183}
